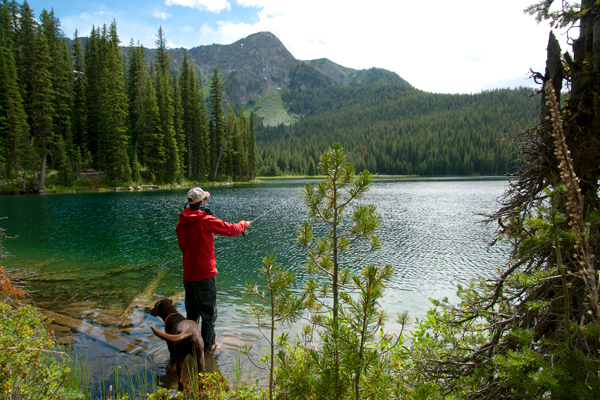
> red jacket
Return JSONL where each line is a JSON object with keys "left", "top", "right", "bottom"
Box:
{"left": 176, "top": 208, "right": 249, "bottom": 281}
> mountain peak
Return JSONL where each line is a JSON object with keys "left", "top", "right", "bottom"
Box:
{"left": 68, "top": 31, "right": 410, "bottom": 123}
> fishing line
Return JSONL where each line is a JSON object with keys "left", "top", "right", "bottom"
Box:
{"left": 250, "top": 197, "right": 292, "bottom": 223}
{"left": 241, "top": 197, "right": 293, "bottom": 236}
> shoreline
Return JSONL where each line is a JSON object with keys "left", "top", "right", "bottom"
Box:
{"left": 0, "top": 173, "right": 512, "bottom": 196}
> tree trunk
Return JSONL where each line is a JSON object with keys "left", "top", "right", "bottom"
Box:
{"left": 214, "top": 140, "right": 226, "bottom": 179}
{"left": 38, "top": 145, "right": 47, "bottom": 191}
{"left": 22, "top": 165, "right": 27, "bottom": 192}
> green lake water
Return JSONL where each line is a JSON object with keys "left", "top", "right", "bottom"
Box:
{"left": 0, "top": 177, "right": 511, "bottom": 395}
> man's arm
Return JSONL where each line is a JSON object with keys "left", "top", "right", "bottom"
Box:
{"left": 203, "top": 215, "right": 249, "bottom": 237}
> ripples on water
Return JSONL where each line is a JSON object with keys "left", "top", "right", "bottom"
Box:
{"left": 0, "top": 177, "right": 511, "bottom": 392}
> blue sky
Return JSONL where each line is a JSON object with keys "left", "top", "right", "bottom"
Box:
{"left": 24, "top": 0, "right": 571, "bottom": 94}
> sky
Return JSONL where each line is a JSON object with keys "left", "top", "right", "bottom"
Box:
{"left": 24, "top": 0, "right": 573, "bottom": 94}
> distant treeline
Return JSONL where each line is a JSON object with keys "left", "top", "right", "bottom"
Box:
{"left": 256, "top": 85, "right": 541, "bottom": 176}
{"left": 0, "top": 1, "right": 256, "bottom": 192}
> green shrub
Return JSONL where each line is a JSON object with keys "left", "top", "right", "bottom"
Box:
{"left": 0, "top": 301, "right": 82, "bottom": 399}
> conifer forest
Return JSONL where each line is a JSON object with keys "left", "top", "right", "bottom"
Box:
{"left": 0, "top": 1, "right": 257, "bottom": 192}
{"left": 0, "top": 0, "right": 546, "bottom": 193}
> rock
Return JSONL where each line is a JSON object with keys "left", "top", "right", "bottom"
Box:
{"left": 56, "top": 335, "right": 76, "bottom": 345}
{"left": 128, "top": 186, "right": 134, "bottom": 191}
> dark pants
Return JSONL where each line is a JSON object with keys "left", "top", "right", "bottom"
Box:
{"left": 184, "top": 276, "right": 218, "bottom": 349}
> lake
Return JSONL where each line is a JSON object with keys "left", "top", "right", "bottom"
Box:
{"left": 0, "top": 177, "right": 511, "bottom": 394}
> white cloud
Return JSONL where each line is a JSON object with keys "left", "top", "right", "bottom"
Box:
{"left": 59, "top": 0, "right": 574, "bottom": 93}
{"left": 153, "top": 12, "right": 172, "bottom": 20}
{"left": 192, "top": 0, "right": 572, "bottom": 93}
{"left": 165, "top": 0, "right": 231, "bottom": 13}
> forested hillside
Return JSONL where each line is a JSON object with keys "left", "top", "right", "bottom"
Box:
{"left": 0, "top": 0, "right": 542, "bottom": 191}
{"left": 0, "top": 2, "right": 256, "bottom": 193}
{"left": 256, "top": 85, "right": 540, "bottom": 176}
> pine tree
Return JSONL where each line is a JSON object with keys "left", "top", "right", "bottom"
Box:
{"left": 196, "top": 84, "right": 208, "bottom": 176}
{"left": 247, "top": 110, "right": 257, "bottom": 179}
{"left": 136, "top": 61, "right": 164, "bottom": 179}
{"left": 0, "top": 0, "right": 18, "bottom": 46}
{"left": 154, "top": 26, "right": 179, "bottom": 182}
{"left": 71, "top": 29, "right": 86, "bottom": 151}
{"left": 55, "top": 134, "right": 73, "bottom": 185}
{"left": 84, "top": 26, "right": 103, "bottom": 167}
{"left": 0, "top": 25, "right": 29, "bottom": 183}
{"left": 172, "top": 73, "right": 185, "bottom": 180}
{"left": 131, "top": 149, "right": 141, "bottom": 187}
{"left": 224, "top": 104, "right": 237, "bottom": 177}
{"left": 179, "top": 50, "right": 192, "bottom": 176}
{"left": 98, "top": 21, "right": 130, "bottom": 184}
{"left": 31, "top": 26, "right": 55, "bottom": 191}
{"left": 15, "top": 0, "right": 36, "bottom": 128}
{"left": 236, "top": 106, "right": 248, "bottom": 178}
{"left": 40, "top": 9, "right": 72, "bottom": 157}
{"left": 209, "top": 67, "right": 225, "bottom": 179}
{"left": 179, "top": 51, "right": 208, "bottom": 178}
{"left": 125, "top": 41, "right": 144, "bottom": 148}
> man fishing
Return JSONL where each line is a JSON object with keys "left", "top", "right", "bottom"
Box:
{"left": 176, "top": 187, "right": 250, "bottom": 352}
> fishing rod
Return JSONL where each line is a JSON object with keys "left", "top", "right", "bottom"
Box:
{"left": 242, "top": 197, "right": 291, "bottom": 236}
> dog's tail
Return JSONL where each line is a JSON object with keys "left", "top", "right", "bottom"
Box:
{"left": 151, "top": 326, "right": 192, "bottom": 343}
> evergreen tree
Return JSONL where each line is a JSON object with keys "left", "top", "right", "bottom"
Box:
{"left": 0, "top": 26, "right": 29, "bottom": 184}
{"left": 277, "top": 143, "right": 392, "bottom": 400}
{"left": 84, "top": 26, "right": 103, "bottom": 167}
{"left": 15, "top": 0, "right": 36, "bottom": 128}
{"left": 131, "top": 149, "right": 141, "bottom": 187}
{"left": 136, "top": 61, "right": 164, "bottom": 179}
{"left": 54, "top": 134, "right": 73, "bottom": 185}
{"left": 178, "top": 49, "right": 192, "bottom": 176}
{"left": 154, "top": 26, "right": 179, "bottom": 182}
{"left": 98, "top": 21, "right": 130, "bottom": 183}
{"left": 0, "top": 0, "right": 18, "bottom": 46}
{"left": 172, "top": 73, "right": 185, "bottom": 179}
{"left": 224, "top": 103, "right": 237, "bottom": 177}
{"left": 30, "top": 26, "right": 55, "bottom": 191}
{"left": 247, "top": 110, "right": 257, "bottom": 179}
{"left": 40, "top": 9, "right": 72, "bottom": 157}
{"left": 179, "top": 51, "right": 208, "bottom": 178}
{"left": 71, "top": 29, "right": 86, "bottom": 151}
{"left": 236, "top": 106, "right": 248, "bottom": 178}
{"left": 209, "top": 67, "right": 225, "bottom": 179}
{"left": 125, "top": 41, "right": 144, "bottom": 148}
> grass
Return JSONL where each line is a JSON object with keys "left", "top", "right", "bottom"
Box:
{"left": 251, "top": 88, "right": 298, "bottom": 127}
{"left": 67, "top": 348, "right": 157, "bottom": 400}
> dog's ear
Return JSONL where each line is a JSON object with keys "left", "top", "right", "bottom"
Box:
{"left": 149, "top": 303, "right": 158, "bottom": 316}
{"left": 165, "top": 298, "right": 173, "bottom": 305}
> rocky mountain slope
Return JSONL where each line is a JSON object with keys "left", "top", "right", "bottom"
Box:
{"left": 70, "top": 31, "right": 409, "bottom": 117}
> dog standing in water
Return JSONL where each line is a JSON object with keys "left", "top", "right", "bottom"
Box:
{"left": 150, "top": 299, "right": 205, "bottom": 391}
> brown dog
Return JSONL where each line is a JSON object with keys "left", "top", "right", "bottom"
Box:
{"left": 150, "top": 299, "right": 205, "bottom": 391}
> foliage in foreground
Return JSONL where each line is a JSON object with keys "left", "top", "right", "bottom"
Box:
{"left": 396, "top": 2, "right": 600, "bottom": 397}
{"left": 0, "top": 300, "right": 81, "bottom": 399}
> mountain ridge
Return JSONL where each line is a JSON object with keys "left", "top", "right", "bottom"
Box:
{"left": 68, "top": 31, "right": 410, "bottom": 115}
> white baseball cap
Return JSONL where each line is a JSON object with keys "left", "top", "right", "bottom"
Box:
{"left": 187, "top": 187, "right": 210, "bottom": 204}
